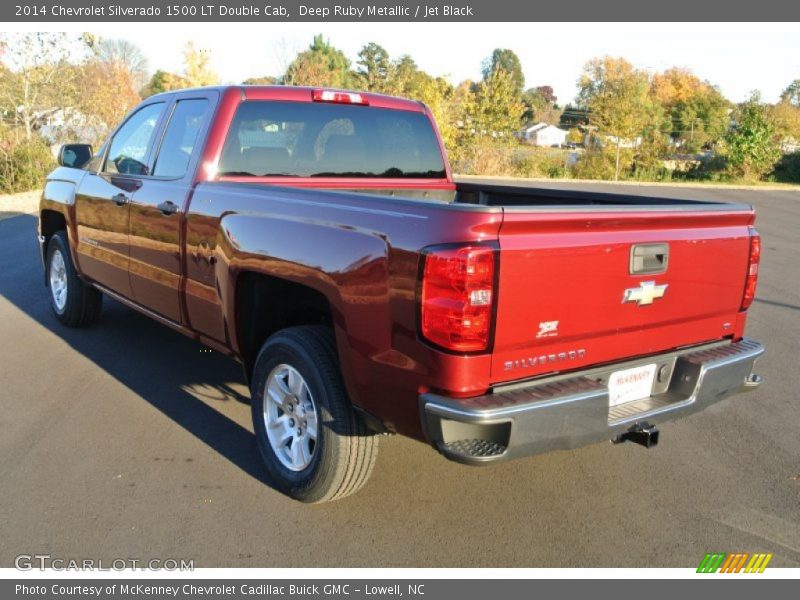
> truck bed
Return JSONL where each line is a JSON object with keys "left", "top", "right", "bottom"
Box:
{"left": 335, "top": 181, "right": 751, "bottom": 211}
{"left": 452, "top": 181, "right": 746, "bottom": 208}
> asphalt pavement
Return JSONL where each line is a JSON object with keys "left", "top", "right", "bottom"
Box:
{"left": 1, "top": 183, "right": 798, "bottom": 568}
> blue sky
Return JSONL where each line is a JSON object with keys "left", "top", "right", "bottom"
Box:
{"left": 13, "top": 22, "right": 800, "bottom": 103}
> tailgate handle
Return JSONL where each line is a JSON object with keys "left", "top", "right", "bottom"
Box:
{"left": 630, "top": 243, "right": 668, "bottom": 275}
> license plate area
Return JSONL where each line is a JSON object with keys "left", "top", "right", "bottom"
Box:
{"left": 608, "top": 363, "right": 657, "bottom": 408}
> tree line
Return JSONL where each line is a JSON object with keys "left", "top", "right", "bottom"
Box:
{"left": 2, "top": 31, "right": 799, "bottom": 193}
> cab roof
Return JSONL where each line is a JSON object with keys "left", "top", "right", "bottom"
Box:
{"left": 148, "top": 85, "right": 426, "bottom": 113}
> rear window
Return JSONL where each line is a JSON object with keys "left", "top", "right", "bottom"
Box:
{"left": 218, "top": 101, "right": 446, "bottom": 179}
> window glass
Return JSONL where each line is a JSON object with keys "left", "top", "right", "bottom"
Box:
{"left": 153, "top": 99, "right": 209, "bottom": 178}
{"left": 105, "top": 103, "right": 164, "bottom": 175}
{"left": 218, "top": 101, "right": 446, "bottom": 178}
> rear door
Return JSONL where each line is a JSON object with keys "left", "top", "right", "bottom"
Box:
{"left": 490, "top": 207, "right": 754, "bottom": 384}
{"left": 127, "top": 93, "right": 214, "bottom": 322}
{"left": 74, "top": 101, "right": 166, "bottom": 297}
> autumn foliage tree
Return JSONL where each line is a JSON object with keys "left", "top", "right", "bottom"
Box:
{"left": 92, "top": 37, "right": 149, "bottom": 90}
{"left": 140, "top": 40, "right": 217, "bottom": 97}
{"left": 578, "top": 56, "right": 665, "bottom": 180}
{"left": 78, "top": 37, "right": 144, "bottom": 139}
{"left": 769, "top": 98, "right": 800, "bottom": 145}
{"left": 2, "top": 32, "right": 799, "bottom": 191}
{"left": 651, "top": 67, "right": 730, "bottom": 151}
{"left": 183, "top": 41, "right": 219, "bottom": 87}
{"left": 522, "top": 86, "right": 561, "bottom": 125}
{"left": 0, "top": 32, "right": 84, "bottom": 140}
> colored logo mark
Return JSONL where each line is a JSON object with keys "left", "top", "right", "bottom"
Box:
{"left": 697, "top": 552, "right": 773, "bottom": 573}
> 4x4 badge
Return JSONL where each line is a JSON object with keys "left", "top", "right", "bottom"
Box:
{"left": 623, "top": 281, "right": 668, "bottom": 306}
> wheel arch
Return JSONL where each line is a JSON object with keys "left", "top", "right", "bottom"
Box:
{"left": 234, "top": 270, "right": 337, "bottom": 382}
{"left": 40, "top": 208, "right": 67, "bottom": 242}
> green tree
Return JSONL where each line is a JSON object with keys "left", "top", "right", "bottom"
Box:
{"left": 439, "top": 80, "right": 477, "bottom": 165}
{"left": 471, "top": 68, "right": 525, "bottom": 139}
{"left": 356, "top": 42, "right": 391, "bottom": 92}
{"left": 284, "top": 35, "right": 353, "bottom": 88}
{"left": 781, "top": 79, "right": 800, "bottom": 106}
{"left": 383, "top": 55, "right": 423, "bottom": 97}
{"left": 481, "top": 48, "right": 524, "bottom": 95}
{"left": 725, "top": 93, "right": 782, "bottom": 180}
{"left": 141, "top": 69, "right": 190, "bottom": 97}
{"left": 578, "top": 56, "right": 665, "bottom": 180}
{"left": 243, "top": 76, "right": 277, "bottom": 85}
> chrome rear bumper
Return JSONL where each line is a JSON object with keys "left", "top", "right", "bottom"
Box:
{"left": 420, "top": 338, "right": 764, "bottom": 464}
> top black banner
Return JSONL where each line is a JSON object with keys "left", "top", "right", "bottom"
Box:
{"left": 4, "top": 0, "right": 800, "bottom": 22}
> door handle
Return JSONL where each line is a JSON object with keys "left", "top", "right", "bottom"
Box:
{"left": 157, "top": 200, "right": 178, "bottom": 216}
{"left": 112, "top": 193, "right": 129, "bottom": 206}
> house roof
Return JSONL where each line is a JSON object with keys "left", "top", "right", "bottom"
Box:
{"left": 523, "top": 122, "right": 567, "bottom": 134}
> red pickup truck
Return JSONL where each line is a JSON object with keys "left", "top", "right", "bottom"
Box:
{"left": 39, "top": 85, "right": 764, "bottom": 502}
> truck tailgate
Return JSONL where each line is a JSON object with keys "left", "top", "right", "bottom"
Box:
{"left": 491, "top": 207, "right": 755, "bottom": 384}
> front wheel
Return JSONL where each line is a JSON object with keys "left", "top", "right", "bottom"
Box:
{"left": 251, "top": 326, "right": 378, "bottom": 503}
{"left": 45, "top": 231, "right": 102, "bottom": 327}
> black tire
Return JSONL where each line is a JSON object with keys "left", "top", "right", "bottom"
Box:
{"left": 45, "top": 231, "right": 103, "bottom": 327}
{"left": 251, "top": 325, "right": 378, "bottom": 503}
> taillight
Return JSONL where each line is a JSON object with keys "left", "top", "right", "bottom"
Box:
{"left": 420, "top": 245, "right": 497, "bottom": 353}
{"left": 312, "top": 89, "right": 369, "bottom": 105}
{"left": 741, "top": 229, "right": 761, "bottom": 310}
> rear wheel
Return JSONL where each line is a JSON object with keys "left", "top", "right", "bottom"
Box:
{"left": 46, "top": 231, "right": 102, "bottom": 327}
{"left": 251, "top": 325, "right": 378, "bottom": 503}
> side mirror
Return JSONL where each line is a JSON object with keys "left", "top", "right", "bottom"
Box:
{"left": 58, "top": 144, "right": 93, "bottom": 169}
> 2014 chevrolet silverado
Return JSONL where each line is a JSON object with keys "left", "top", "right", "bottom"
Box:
{"left": 39, "top": 86, "right": 764, "bottom": 502}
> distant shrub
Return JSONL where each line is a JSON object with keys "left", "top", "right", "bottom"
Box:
{"left": 512, "top": 147, "right": 570, "bottom": 179}
{"left": 770, "top": 153, "right": 800, "bottom": 183}
{"left": 570, "top": 150, "right": 620, "bottom": 180}
{"left": 627, "top": 166, "right": 674, "bottom": 182}
{"left": 449, "top": 139, "right": 517, "bottom": 176}
{"left": 674, "top": 154, "right": 732, "bottom": 183}
{"left": 0, "top": 135, "right": 55, "bottom": 194}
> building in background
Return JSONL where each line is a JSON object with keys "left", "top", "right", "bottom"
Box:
{"left": 521, "top": 122, "right": 568, "bottom": 147}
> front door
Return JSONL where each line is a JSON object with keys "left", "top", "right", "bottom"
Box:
{"left": 74, "top": 101, "right": 165, "bottom": 298}
{"left": 128, "top": 96, "right": 212, "bottom": 323}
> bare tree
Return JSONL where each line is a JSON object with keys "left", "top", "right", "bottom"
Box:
{"left": 0, "top": 32, "right": 86, "bottom": 140}
{"left": 93, "top": 38, "right": 149, "bottom": 90}
{"left": 272, "top": 37, "right": 301, "bottom": 85}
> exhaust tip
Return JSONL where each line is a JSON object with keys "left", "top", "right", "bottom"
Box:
{"left": 744, "top": 373, "right": 764, "bottom": 389}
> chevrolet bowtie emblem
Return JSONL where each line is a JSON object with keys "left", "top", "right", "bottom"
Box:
{"left": 623, "top": 281, "right": 668, "bottom": 306}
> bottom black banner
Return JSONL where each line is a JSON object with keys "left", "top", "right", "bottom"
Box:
{"left": 3, "top": 579, "right": 793, "bottom": 600}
